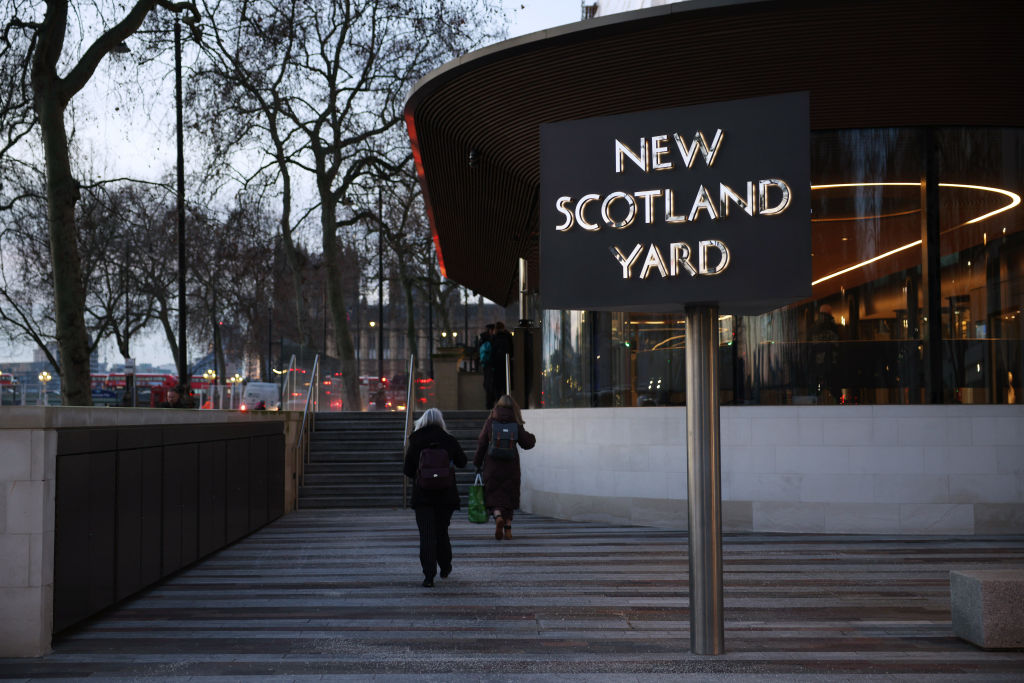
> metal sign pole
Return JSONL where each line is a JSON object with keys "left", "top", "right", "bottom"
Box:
{"left": 685, "top": 303, "right": 724, "bottom": 655}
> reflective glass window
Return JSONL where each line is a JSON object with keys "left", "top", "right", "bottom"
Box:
{"left": 540, "top": 127, "right": 1024, "bottom": 407}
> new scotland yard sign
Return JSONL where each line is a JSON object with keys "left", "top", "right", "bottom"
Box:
{"left": 540, "top": 92, "right": 811, "bottom": 315}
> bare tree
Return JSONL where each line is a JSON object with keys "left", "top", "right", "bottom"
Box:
{"left": 187, "top": 194, "right": 275, "bottom": 382}
{"left": 193, "top": 0, "right": 505, "bottom": 409}
{"left": 193, "top": 0, "right": 316, "bottom": 352}
{"left": 79, "top": 184, "right": 160, "bottom": 360}
{"left": 3, "top": 0, "right": 200, "bottom": 404}
{"left": 0, "top": 175, "right": 121, "bottom": 373}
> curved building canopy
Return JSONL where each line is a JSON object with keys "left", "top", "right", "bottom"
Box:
{"left": 404, "top": 0, "right": 1024, "bottom": 306}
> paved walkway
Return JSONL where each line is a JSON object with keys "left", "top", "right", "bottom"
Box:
{"left": 2, "top": 509, "right": 1023, "bottom": 681}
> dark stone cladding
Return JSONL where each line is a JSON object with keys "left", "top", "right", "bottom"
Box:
{"left": 52, "top": 421, "right": 285, "bottom": 632}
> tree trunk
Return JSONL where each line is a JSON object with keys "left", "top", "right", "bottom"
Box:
{"left": 321, "top": 196, "right": 362, "bottom": 411}
{"left": 213, "top": 316, "right": 227, "bottom": 388}
{"left": 277, "top": 162, "right": 312, "bottom": 350}
{"left": 157, "top": 300, "right": 180, "bottom": 379}
{"left": 35, "top": 78, "right": 92, "bottom": 405}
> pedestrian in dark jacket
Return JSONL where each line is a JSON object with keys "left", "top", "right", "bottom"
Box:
{"left": 490, "top": 321, "right": 514, "bottom": 403}
{"left": 403, "top": 408, "right": 467, "bottom": 587}
{"left": 473, "top": 394, "right": 536, "bottom": 540}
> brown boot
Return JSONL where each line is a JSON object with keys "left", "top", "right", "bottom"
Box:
{"left": 494, "top": 515, "right": 504, "bottom": 540}
{"left": 503, "top": 524, "right": 512, "bottom": 540}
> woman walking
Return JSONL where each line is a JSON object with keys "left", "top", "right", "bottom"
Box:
{"left": 403, "top": 408, "right": 467, "bottom": 587}
{"left": 474, "top": 394, "right": 536, "bottom": 540}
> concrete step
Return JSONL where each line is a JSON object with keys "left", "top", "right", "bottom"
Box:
{"left": 298, "top": 411, "right": 489, "bottom": 509}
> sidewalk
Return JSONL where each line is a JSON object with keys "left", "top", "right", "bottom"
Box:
{"left": 1, "top": 509, "right": 1022, "bottom": 680}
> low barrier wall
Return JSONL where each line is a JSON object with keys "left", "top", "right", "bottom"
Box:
{"left": 0, "top": 407, "right": 300, "bottom": 657}
{"left": 521, "top": 405, "right": 1024, "bottom": 534}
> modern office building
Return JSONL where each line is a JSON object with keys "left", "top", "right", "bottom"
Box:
{"left": 405, "top": 0, "right": 1023, "bottom": 534}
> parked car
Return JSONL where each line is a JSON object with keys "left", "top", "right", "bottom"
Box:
{"left": 240, "top": 382, "right": 281, "bottom": 411}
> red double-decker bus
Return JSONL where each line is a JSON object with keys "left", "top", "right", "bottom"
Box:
{"left": 94, "top": 373, "right": 178, "bottom": 406}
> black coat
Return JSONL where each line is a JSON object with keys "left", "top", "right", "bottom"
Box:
{"left": 403, "top": 424, "right": 467, "bottom": 509}
{"left": 473, "top": 406, "right": 536, "bottom": 513}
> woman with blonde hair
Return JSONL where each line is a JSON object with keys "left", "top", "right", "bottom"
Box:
{"left": 403, "top": 407, "right": 467, "bottom": 586}
{"left": 473, "top": 394, "right": 536, "bottom": 540}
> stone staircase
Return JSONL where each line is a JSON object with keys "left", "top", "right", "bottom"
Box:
{"left": 297, "top": 410, "right": 491, "bottom": 508}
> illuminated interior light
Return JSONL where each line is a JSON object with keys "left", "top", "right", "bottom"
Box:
{"left": 943, "top": 183, "right": 1021, "bottom": 224}
{"left": 810, "top": 182, "right": 1021, "bottom": 287}
{"left": 651, "top": 334, "right": 686, "bottom": 351}
{"left": 812, "top": 240, "right": 922, "bottom": 286}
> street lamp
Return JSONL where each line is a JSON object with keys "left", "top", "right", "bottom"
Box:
{"left": 38, "top": 371, "right": 52, "bottom": 406}
{"left": 203, "top": 368, "right": 216, "bottom": 408}
{"left": 377, "top": 187, "right": 384, "bottom": 385}
{"left": 174, "top": 16, "right": 189, "bottom": 401}
{"left": 112, "top": 16, "right": 189, "bottom": 396}
{"left": 227, "top": 373, "right": 243, "bottom": 409}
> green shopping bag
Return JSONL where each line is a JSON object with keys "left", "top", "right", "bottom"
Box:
{"left": 468, "top": 473, "right": 487, "bottom": 523}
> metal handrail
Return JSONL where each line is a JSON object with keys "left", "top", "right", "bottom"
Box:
{"left": 283, "top": 354, "right": 297, "bottom": 402}
{"left": 402, "top": 355, "right": 415, "bottom": 508}
{"left": 296, "top": 354, "right": 320, "bottom": 487}
{"left": 505, "top": 354, "right": 511, "bottom": 399}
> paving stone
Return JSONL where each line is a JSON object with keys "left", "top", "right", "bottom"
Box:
{"left": 0, "top": 509, "right": 1022, "bottom": 679}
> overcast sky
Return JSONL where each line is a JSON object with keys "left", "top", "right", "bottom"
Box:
{"left": 503, "top": 1, "right": 582, "bottom": 37}
{"left": 1, "top": 1, "right": 586, "bottom": 366}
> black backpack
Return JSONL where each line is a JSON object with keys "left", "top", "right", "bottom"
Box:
{"left": 488, "top": 421, "right": 519, "bottom": 461}
{"left": 416, "top": 443, "right": 454, "bottom": 490}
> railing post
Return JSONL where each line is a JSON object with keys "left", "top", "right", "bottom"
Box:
{"left": 685, "top": 304, "right": 725, "bottom": 655}
{"left": 402, "top": 355, "right": 416, "bottom": 508}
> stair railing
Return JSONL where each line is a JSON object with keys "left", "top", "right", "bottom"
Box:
{"left": 505, "top": 353, "right": 511, "bottom": 400}
{"left": 296, "top": 354, "right": 320, "bottom": 488}
{"left": 282, "top": 354, "right": 297, "bottom": 401}
{"left": 402, "top": 355, "right": 415, "bottom": 508}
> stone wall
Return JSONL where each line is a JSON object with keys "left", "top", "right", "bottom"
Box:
{"left": 520, "top": 405, "right": 1024, "bottom": 534}
{"left": 0, "top": 407, "right": 299, "bottom": 657}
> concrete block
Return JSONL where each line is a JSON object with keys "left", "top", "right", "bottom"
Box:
{"left": 950, "top": 569, "right": 1024, "bottom": 649}
{"left": 898, "top": 416, "right": 952, "bottom": 446}
{"left": 995, "top": 446, "right": 1024, "bottom": 474}
{"left": 974, "top": 504, "right": 1024, "bottom": 534}
{"left": 629, "top": 496, "right": 686, "bottom": 529}
{"left": 776, "top": 446, "right": 848, "bottom": 474}
{"left": 750, "top": 417, "right": 802, "bottom": 446}
{"left": 6, "top": 480, "right": 46, "bottom": 534}
{"left": 0, "top": 585, "right": 52, "bottom": 657}
{"left": 972, "top": 417, "right": 1020, "bottom": 446}
{"left": 720, "top": 416, "right": 751, "bottom": 446}
{"left": 949, "top": 475, "right": 1018, "bottom": 504}
{"left": 874, "top": 473, "right": 948, "bottom": 504}
{"left": 723, "top": 446, "right": 775, "bottom": 474}
{"left": 753, "top": 501, "right": 826, "bottom": 532}
{"left": 0, "top": 533, "right": 30, "bottom": 586}
{"left": 732, "top": 473, "right": 802, "bottom": 502}
{"left": 850, "top": 446, "right": 923, "bottom": 474}
{"left": 722, "top": 500, "right": 753, "bottom": 532}
{"left": 0, "top": 430, "right": 32, "bottom": 481}
{"left": 825, "top": 503, "right": 900, "bottom": 533}
{"left": 900, "top": 504, "right": 974, "bottom": 534}
{"left": 30, "top": 429, "right": 57, "bottom": 480}
{"left": 820, "top": 416, "right": 873, "bottom": 446}
{"left": 925, "top": 446, "right": 997, "bottom": 474}
{"left": 801, "top": 473, "right": 873, "bottom": 503}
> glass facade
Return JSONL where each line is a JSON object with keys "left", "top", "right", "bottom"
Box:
{"left": 541, "top": 128, "right": 1024, "bottom": 407}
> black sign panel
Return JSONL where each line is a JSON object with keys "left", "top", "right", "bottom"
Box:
{"left": 540, "top": 93, "right": 811, "bottom": 315}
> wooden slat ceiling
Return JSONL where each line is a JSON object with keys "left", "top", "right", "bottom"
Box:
{"left": 404, "top": 0, "right": 1024, "bottom": 306}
